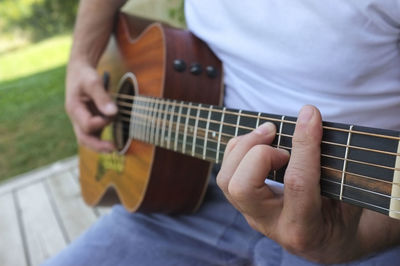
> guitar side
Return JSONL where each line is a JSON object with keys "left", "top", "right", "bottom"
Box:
{"left": 79, "top": 13, "right": 224, "bottom": 213}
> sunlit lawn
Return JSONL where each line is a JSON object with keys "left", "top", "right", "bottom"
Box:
{"left": 0, "top": 35, "right": 77, "bottom": 181}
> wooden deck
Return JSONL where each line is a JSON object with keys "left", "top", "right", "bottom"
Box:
{"left": 0, "top": 156, "right": 110, "bottom": 266}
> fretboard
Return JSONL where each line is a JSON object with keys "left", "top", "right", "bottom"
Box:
{"left": 116, "top": 95, "right": 400, "bottom": 219}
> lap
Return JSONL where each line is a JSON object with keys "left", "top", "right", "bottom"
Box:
{"left": 42, "top": 169, "right": 400, "bottom": 266}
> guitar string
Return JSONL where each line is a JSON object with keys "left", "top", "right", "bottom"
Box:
{"left": 114, "top": 116, "right": 400, "bottom": 205}
{"left": 322, "top": 191, "right": 400, "bottom": 214}
{"left": 116, "top": 96, "right": 400, "bottom": 163}
{"left": 116, "top": 102, "right": 400, "bottom": 158}
{"left": 115, "top": 114, "right": 400, "bottom": 189}
{"left": 117, "top": 105, "right": 400, "bottom": 172}
{"left": 113, "top": 93, "right": 400, "bottom": 142}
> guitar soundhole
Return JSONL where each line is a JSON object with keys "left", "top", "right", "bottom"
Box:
{"left": 114, "top": 73, "right": 137, "bottom": 154}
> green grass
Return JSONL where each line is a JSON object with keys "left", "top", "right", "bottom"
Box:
{"left": 0, "top": 35, "right": 71, "bottom": 81}
{"left": 0, "top": 35, "right": 76, "bottom": 181}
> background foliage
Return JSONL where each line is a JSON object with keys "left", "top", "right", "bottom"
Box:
{"left": 0, "top": 0, "right": 185, "bottom": 181}
{"left": 0, "top": 0, "right": 79, "bottom": 41}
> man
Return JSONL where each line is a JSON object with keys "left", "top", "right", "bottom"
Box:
{"left": 47, "top": 0, "right": 400, "bottom": 265}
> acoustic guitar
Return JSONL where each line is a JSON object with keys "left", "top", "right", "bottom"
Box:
{"left": 79, "top": 12, "right": 400, "bottom": 220}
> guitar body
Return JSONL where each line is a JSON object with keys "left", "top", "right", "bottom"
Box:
{"left": 79, "top": 13, "right": 223, "bottom": 213}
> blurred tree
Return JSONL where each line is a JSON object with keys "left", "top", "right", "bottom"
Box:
{"left": 1, "top": 0, "right": 184, "bottom": 42}
{"left": 1, "top": 0, "right": 78, "bottom": 41}
{"left": 168, "top": 0, "right": 185, "bottom": 26}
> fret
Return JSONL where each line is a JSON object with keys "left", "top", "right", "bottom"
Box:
{"left": 192, "top": 104, "right": 202, "bottom": 156}
{"left": 155, "top": 100, "right": 164, "bottom": 146}
{"left": 273, "top": 115, "right": 286, "bottom": 181}
{"left": 319, "top": 123, "right": 398, "bottom": 215}
{"left": 276, "top": 115, "right": 285, "bottom": 149}
{"left": 139, "top": 99, "right": 147, "bottom": 141}
{"left": 182, "top": 102, "right": 192, "bottom": 154}
{"left": 149, "top": 99, "right": 155, "bottom": 143}
{"left": 129, "top": 98, "right": 139, "bottom": 139}
{"left": 204, "top": 107, "right": 222, "bottom": 161}
{"left": 234, "top": 110, "right": 242, "bottom": 137}
{"left": 321, "top": 181, "right": 392, "bottom": 215}
{"left": 160, "top": 100, "right": 169, "bottom": 147}
{"left": 141, "top": 98, "right": 150, "bottom": 141}
{"left": 174, "top": 102, "right": 183, "bottom": 151}
{"left": 132, "top": 99, "right": 140, "bottom": 140}
{"left": 216, "top": 107, "right": 226, "bottom": 164}
{"left": 346, "top": 125, "right": 398, "bottom": 182}
{"left": 256, "top": 112, "right": 261, "bottom": 128}
{"left": 221, "top": 108, "right": 238, "bottom": 137}
{"left": 120, "top": 96, "right": 400, "bottom": 219}
{"left": 203, "top": 105, "right": 213, "bottom": 160}
{"left": 279, "top": 116, "right": 296, "bottom": 149}
{"left": 258, "top": 113, "right": 284, "bottom": 129}
{"left": 142, "top": 99, "right": 150, "bottom": 142}
{"left": 149, "top": 99, "right": 158, "bottom": 144}
{"left": 319, "top": 122, "right": 349, "bottom": 197}
{"left": 390, "top": 142, "right": 400, "bottom": 219}
{"left": 167, "top": 100, "right": 176, "bottom": 149}
{"left": 339, "top": 125, "right": 354, "bottom": 200}
{"left": 322, "top": 122, "right": 348, "bottom": 157}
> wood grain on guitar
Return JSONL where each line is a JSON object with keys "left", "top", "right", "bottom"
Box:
{"left": 79, "top": 12, "right": 223, "bottom": 213}
{"left": 78, "top": 12, "right": 400, "bottom": 219}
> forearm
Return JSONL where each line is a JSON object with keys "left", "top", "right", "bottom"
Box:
{"left": 70, "top": 0, "right": 127, "bottom": 66}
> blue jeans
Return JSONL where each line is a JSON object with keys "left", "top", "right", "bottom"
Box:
{"left": 43, "top": 167, "right": 400, "bottom": 266}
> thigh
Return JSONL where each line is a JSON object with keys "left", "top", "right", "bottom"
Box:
{"left": 42, "top": 171, "right": 264, "bottom": 266}
{"left": 253, "top": 236, "right": 400, "bottom": 266}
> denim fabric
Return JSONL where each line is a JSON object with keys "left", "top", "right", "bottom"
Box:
{"left": 43, "top": 168, "right": 400, "bottom": 266}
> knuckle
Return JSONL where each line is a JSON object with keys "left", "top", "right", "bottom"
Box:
{"left": 226, "top": 137, "right": 239, "bottom": 150}
{"left": 85, "top": 74, "right": 101, "bottom": 92}
{"left": 292, "top": 134, "right": 308, "bottom": 148}
{"left": 228, "top": 181, "right": 248, "bottom": 201}
{"left": 248, "top": 144, "right": 271, "bottom": 158}
{"left": 284, "top": 171, "right": 307, "bottom": 193}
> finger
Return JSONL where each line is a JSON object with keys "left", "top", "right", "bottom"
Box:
{"left": 282, "top": 105, "right": 323, "bottom": 226}
{"left": 228, "top": 145, "right": 290, "bottom": 217}
{"left": 74, "top": 125, "right": 115, "bottom": 152}
{"left": 83, "top": 71, "right": 117, "bottom": 117}
{"left": 217, "top": 122, "right": 277, "bottom": 195}
{"left": 71, "top": 102, "right": 111, "bottom": 134}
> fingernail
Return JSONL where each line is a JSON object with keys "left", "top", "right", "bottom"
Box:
{"left": 105, "top": 103, "right": 117, "bottom": 114}
{"left": 297, "top": 105, "right": 314, "bottom": 124}
{"left": 255, "top": 122, "right": 275, "bottom": 135}
{"left": 277, "top": 148, "right": 290, "bottom": 157}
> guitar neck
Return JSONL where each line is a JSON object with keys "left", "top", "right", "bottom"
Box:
{"left": 116, "top": 94, "right": 400, "bottom": 219}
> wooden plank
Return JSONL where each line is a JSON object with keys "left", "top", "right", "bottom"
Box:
{"left": 69, "top": 166, "right": 79, "bottom": 184}
{"left": 17, "top": 182, "right": 67, "bottom": 266}
{"left": 46, "top": 171, "right": 97, "bottom": 241}
{"left": 0, "top": 193, "right": 27, "bottom": 266}
{"left": 65, "top": 164, "right": 112, "bottom": 218}
{"left": 0, "top": 156, "right": 78, "bottom": 196}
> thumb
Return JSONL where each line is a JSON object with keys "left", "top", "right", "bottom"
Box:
{"left": 282, "top": 105, "right": 323, "bottom": 225}
{"left": 84, "top": 70, "right": 118, "bottom": 116}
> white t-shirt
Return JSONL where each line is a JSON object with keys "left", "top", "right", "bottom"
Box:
{"left": 185, "top": 0, "right": 400, "bottom": 130}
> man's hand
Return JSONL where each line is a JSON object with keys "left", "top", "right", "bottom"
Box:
{"left": 66, "top": 60, "right": 117, "bottom": 152}
{"left": 217, "top": 105, "right": 400, "bottom": 263}
{"left": 65, "top": 0, "right": 126, "bottom": 152}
